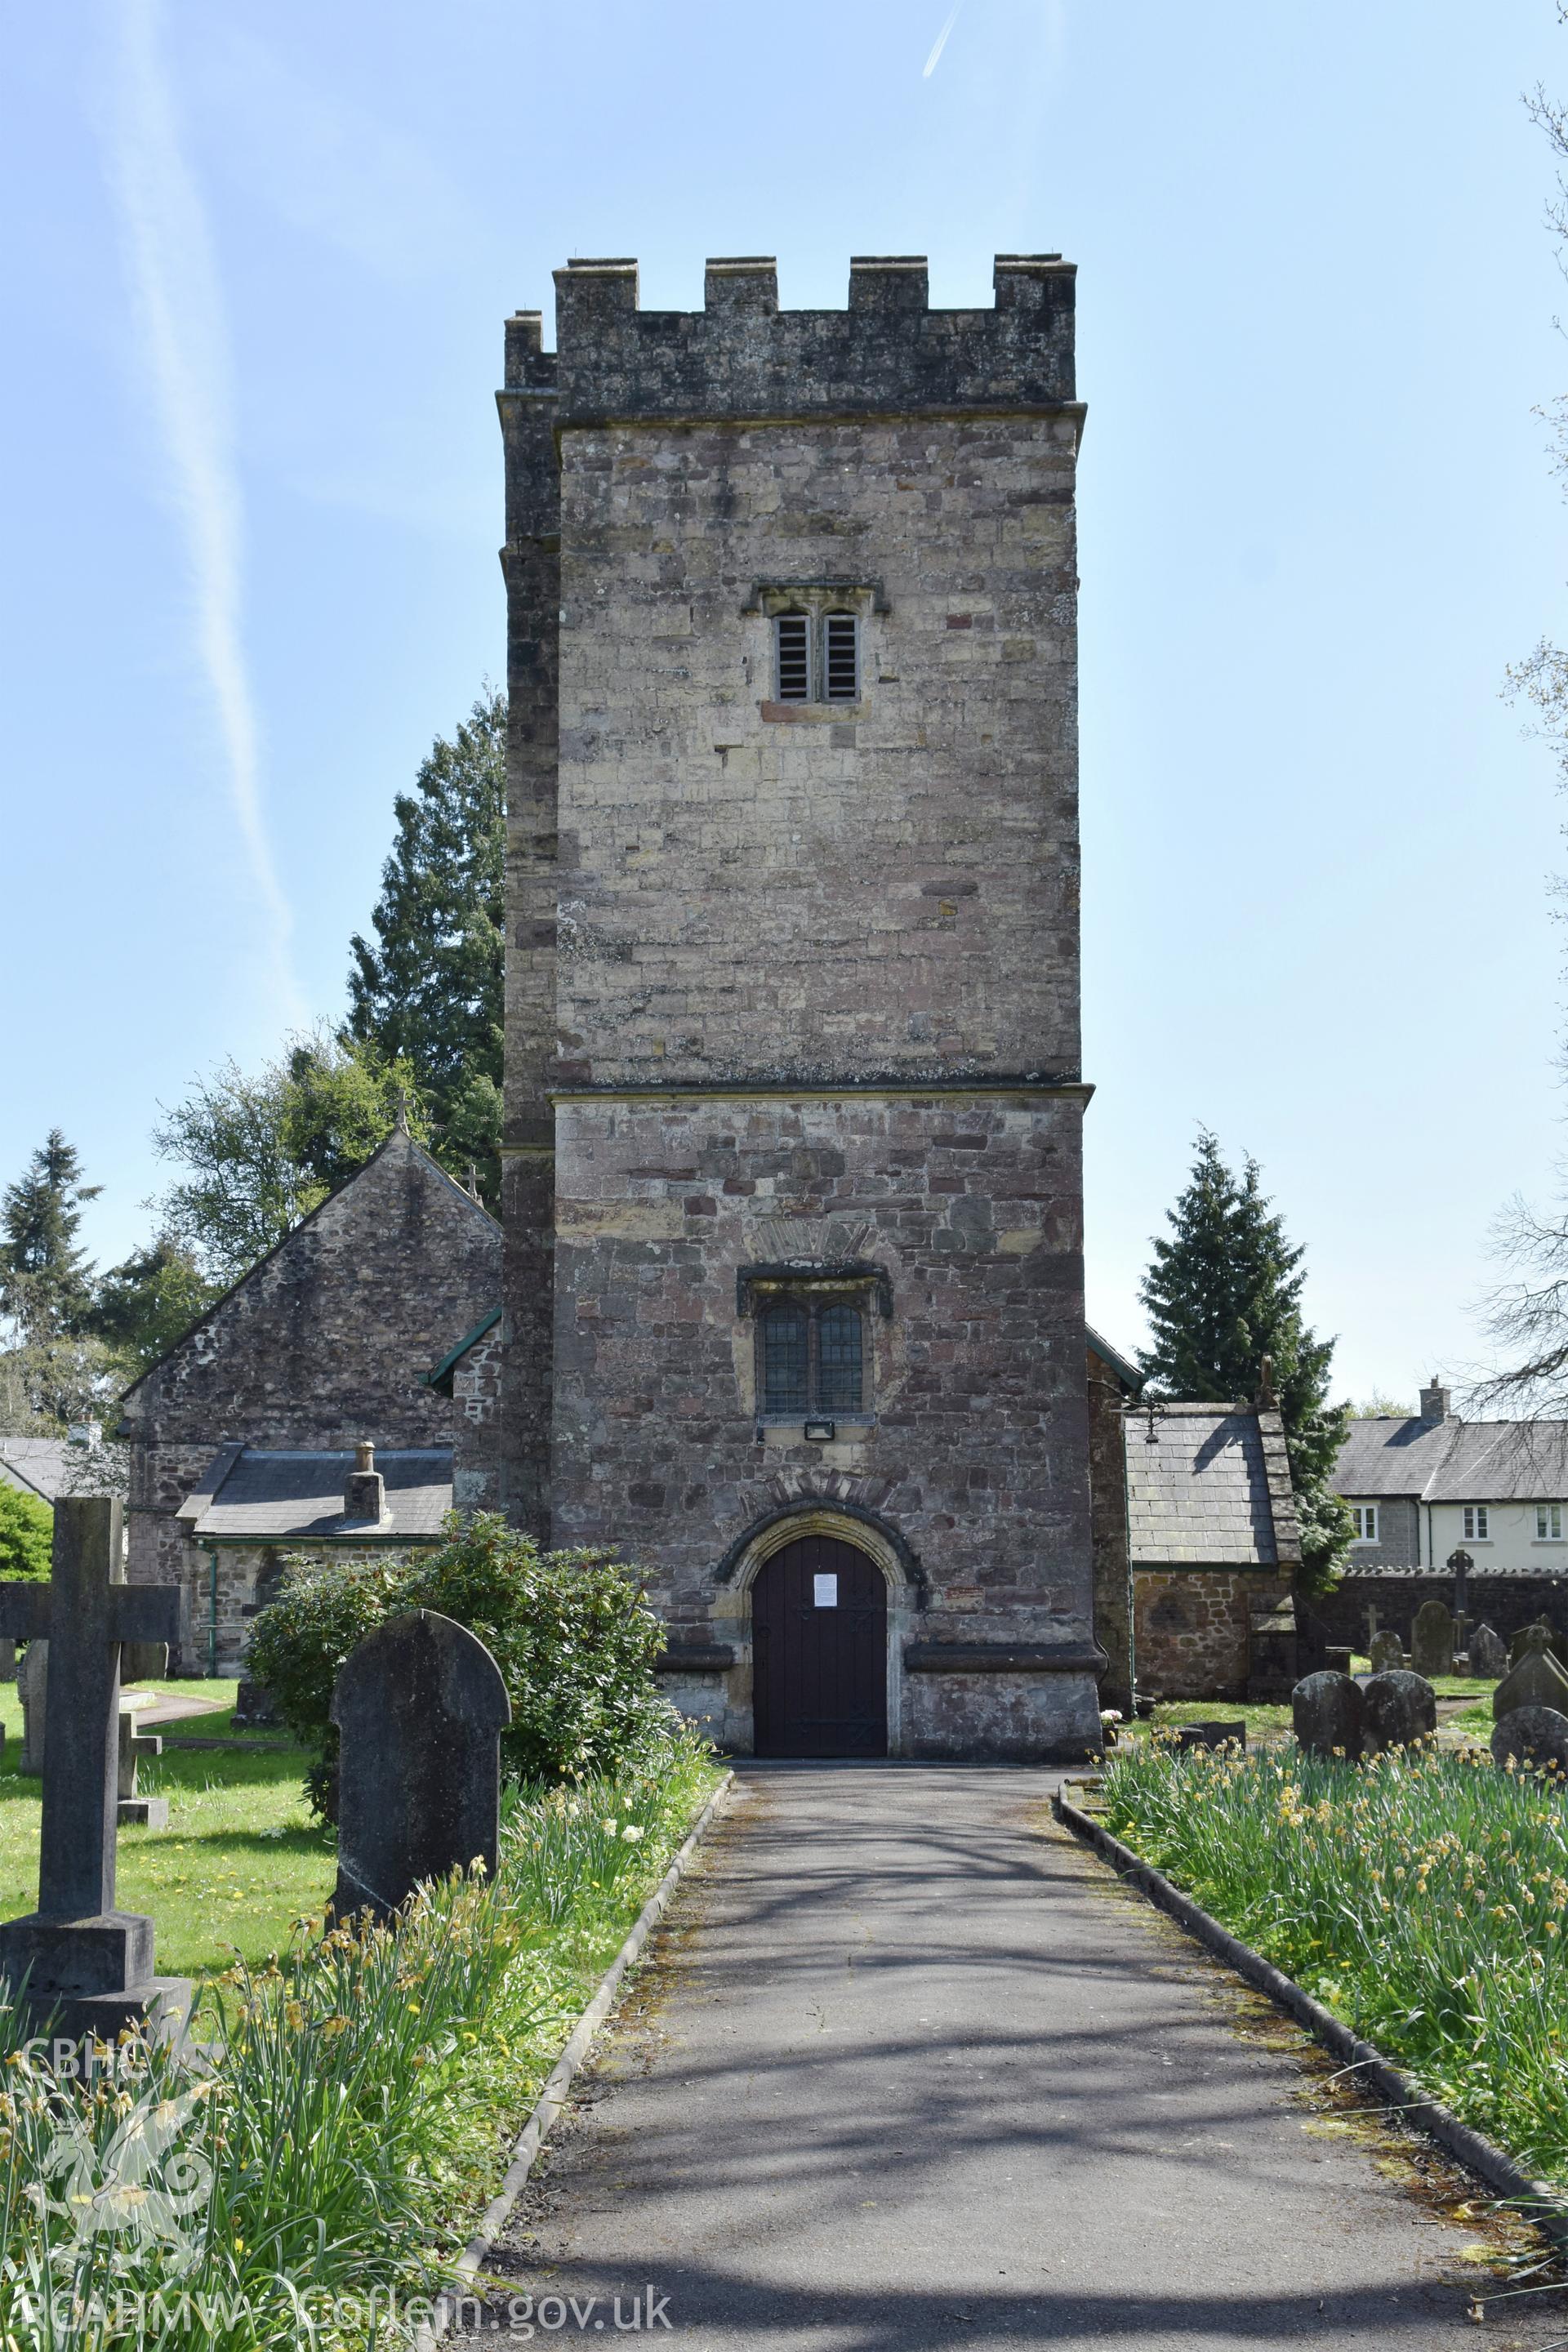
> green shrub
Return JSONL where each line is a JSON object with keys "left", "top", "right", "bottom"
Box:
{"left": 246, "top": 1512, "right": 675, "bottom": 1819}
{"left": 0, "top": 1481, "right": 51, "bottom": 1579}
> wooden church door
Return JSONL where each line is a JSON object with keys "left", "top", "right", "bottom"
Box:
{"left": 751, "top": 1535, "right": 888, "bottom": 1757}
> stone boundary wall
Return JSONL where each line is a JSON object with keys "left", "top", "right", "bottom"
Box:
{"left": 1320, "top": 1569, "right": 1568, "bottom": 1654}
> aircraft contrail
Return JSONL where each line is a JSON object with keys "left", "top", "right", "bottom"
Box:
{"left": 923, "top": 0, "right": 967, "bottom": 78}
{"left": 105, "top": 0, "right": 302, "bottom": 1016}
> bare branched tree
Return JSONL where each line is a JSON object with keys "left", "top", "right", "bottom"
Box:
{"left": 1481, "top": 30, "right": 1568, "bottom": 1410}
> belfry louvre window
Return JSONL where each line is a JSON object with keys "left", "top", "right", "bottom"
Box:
{"left": 772, "top": 612, "right": 860, "bottom": 703}
{"left": 759, "top": 1297, "right": 866, "bottom": 1415}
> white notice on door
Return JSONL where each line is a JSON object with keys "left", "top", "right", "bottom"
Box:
{"left": 813, "top": 1573, "right": 839, "bottom": 1608}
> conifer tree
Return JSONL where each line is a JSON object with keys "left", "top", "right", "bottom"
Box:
{"left": 1138, "top": 1132, "right": 1352, "bottom": 1589}
{"left": 0, "top": 1130, "right": 100, "bottom": 1340}
{"left": 346, "top": 688, "right": 505, "bottom": 1202}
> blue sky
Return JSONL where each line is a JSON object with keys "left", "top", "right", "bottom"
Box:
{"left": 4, "top": 0, "right": 1567, "bottom": 1402}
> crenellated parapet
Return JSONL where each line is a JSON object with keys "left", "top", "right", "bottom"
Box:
{"left": 500, "top": 253, "right": 1076, "bottom": 419}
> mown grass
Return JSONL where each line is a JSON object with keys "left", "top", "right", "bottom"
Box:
{"left": 0, "top": 1678, "right": 334, "bottom": 1977}
{"left": 1098, "top": 1734, "right": 1568, "bottom": 2186}
{"left": 0, "top": 1727, "right": 723, "bottom": 2350}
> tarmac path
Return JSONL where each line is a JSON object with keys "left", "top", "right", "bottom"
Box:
{"left": 457, "top": 1763, "right": 1563, "bottom": 2350}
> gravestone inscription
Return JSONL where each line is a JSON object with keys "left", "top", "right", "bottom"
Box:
{"left": 331, "top": 1609, "right": 511, "bottom": 1922}
{"left": 0, "top": 1499, "right": 188, "bottom": 2037}
{"left": 1410, "top": 1599, "right": 1455, "bottom": 1679}
{"left": 1361, "top": 1669, "right": 1437, "bottom": 1757}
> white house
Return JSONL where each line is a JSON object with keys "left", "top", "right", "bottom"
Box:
{"left": 1333, "top": 1383, "right": 1568, "bottom": 1573}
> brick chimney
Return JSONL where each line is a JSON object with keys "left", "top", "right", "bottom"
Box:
{"left": 1419, "top": 1379, "right": 1450, "bottom": 1423}
{"left": 343, "top": 1441, "right": 385, "bottom": 1522}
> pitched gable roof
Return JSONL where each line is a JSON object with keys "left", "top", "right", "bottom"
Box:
{"left": 1125, "top": 1401, "right": 1301, "bottom": 1566}
{"left": 1336, "top": 1415, "right": 1568, "bottom": 1503}
{"left": 120, "top": 1127, "right": 499, "bottom": 1406}
{"left": 180, "top": 1445, "right": 452, "bottom": 1543}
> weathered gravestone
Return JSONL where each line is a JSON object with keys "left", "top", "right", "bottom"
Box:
{"left": 331, "top": 1609, "right": 511, "bottom": 1922}
{"left": 17, "top": 1639, "right": 46, "bottom": 1774}
{"left": 1468, "top": 1623, "right": 1508, "bottom": 1681}
{"left": 1510, "top": 1619, "right": 1568, "bottom": 1670}
{"left": 1361, "top": 1669, "right": 1437, "bottom": 1757}
{"left": 0, "top": 1636, "right": 14, "bottom": 1682}
{"left": 1492, "top": 1642, "right": 1568, "bottom": 1721}
{"left": 118, "top": 1705, "right": 167, "bottom": 1830}
{"left": 1367, "top": 1628, "right": 1405, "bottom": 1675}
{"left": 0, "top": 1499, "right": 189, "bottom": 2037}
{"left": 1174, "top": 1720, "right": 1246, "bottom": 1753}
{"left": 1293, "top": 1671, "right": 1363, "bottom": 1761}
{"left": 1410, "top": 1598, "right": 1455, "bottom": 1679}
{"left": 1491, "top": 1706, "right": 1568, "bottom": 1776}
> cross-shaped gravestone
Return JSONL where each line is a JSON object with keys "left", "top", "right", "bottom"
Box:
{"left": 0, "top": 1498, "right": 189, "bottom": 2038}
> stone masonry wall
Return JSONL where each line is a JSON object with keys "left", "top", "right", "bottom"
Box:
{"left": 551, "top": 1089, "right": 1096, "bottom": 1757}
{"left": 120, "top": 1133, "right": 499, "bottom": 1668}
{"left": 500, "top": 256, "right": 1096, "bottom": 1756}
{"left": 1088, "top": 1344, "right": 1133, "bottom": 1713}
{"left": 1133, "top": 1568, "right": 1294, "bottom": 1702}
{"left": 1320, "top": 1569, "right": 1568, "bottom": 1655}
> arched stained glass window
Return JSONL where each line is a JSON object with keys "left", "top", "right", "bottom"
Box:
{"left": 816, "top": 1302, "right": 863, "bottom": 1412}
{"left": 761, "top": 1302, "right": 810, "bottom": 1414}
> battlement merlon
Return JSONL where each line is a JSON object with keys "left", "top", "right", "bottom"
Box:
{"left": 498, "top": 253, "right": 1076, "bottom": 416}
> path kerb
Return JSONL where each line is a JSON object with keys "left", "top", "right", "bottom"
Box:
{"left": 1055, "top": 1778, "right": 1568, "bottom": 2255}
{"left": 415, "top": 1770, "right": 735, "bottom": 2352}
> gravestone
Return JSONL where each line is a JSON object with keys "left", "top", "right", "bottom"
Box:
{"left": 118, "top": 1704, "right": 167, "bottom": 1830}
{"left": 1468, "top": 1623, "right": 1508, "bottom": 1680}
{"left": 1367, "top": 1628, "right": 1405, "bottom": 1675}
{"left": 1174, "top": 1720, "right": 1246, "bottom": 1753}
{"left": 0, "top": 1636, "right": 14, "bottom": 1682}
{"left": 1491, "top": 1706, "right": 1568, "bottom": 1776}
{"left": 1509, "top": 1619, "right": 1567, "bottom": 1671}
{"left": 331, "top": 1609, "right": 511, "bottom": 1922}
{"left": 0, "top": 1499, "right": 188, "bottom": 2038}
{"left": 1492, "top": 1642, "right": 1568, "bottom": 1721}
{"left": 1293, "top": 1671, "right": 1363, "bottom": 1761}
{"left": 1361, "top": 1669, "right": 1437, "bottom": 1757}
{"left": 1410, "top": 1598, "right": 1455, "bottom": 1679}
{"left": 17, "top": 1639, "right": 46, "bottom": 1773}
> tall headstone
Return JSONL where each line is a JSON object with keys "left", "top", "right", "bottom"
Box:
{"left": 1410, "top": 1598, "right": 1455, "bottom": 1679}
{"left": 0, "top": 1499, "right": 188, "bottom": 2038}
{"left": 1491, "top": 1706, "right": 1568, "bottom": 1776}
{"left": 1368, "top": 1628, "right": 1405, "bottom": 1676}
{"left": 1468, "top": 1623, "right": 1508, "bottom": 1681}
{"left": 1361, "top": 1669, "right": 1437, "bottom": 1757}
{"left": 0, "top": 1636, "right": 14, "bottom": 1683}
{"left": 1293, "top": 1671, "right": 1363, "bottom": 1761}
{"left": 16, "top": 1639, "right": 46, "bottom": 1774}
{"left": 331, "top": 1609, "right": 511, "bottom": 1922}
{"left": 1492, "top": 1643, "right": 1568, "bottom": 1722}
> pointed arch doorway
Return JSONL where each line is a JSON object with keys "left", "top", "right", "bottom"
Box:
{"left": 751, "top": 1534, "right": 888, "bottom": 1757}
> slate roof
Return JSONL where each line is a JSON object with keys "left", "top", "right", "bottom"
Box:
{"left": 1125, "top": 1402, "right": 1300, "bottom": 1566}
{"left": 180, "top": 1446, "right": 452, "bottom": 1543}
{"left": 1334, "top": 1417, "right": 1568, "bottom": 1503}
{"left": 0, "top": 1437, "right": 127, "bottom": 1504}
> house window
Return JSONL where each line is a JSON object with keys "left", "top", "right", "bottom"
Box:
{"left": 1539, "top": 1503, "right": 1564, "bottom": 1541}
{"left": 1463, "top": 1504, "right": 1490, "bottom": 1541}
{"left": 772, "top": 611, "right": 860, "bottom": 704}
{"left": 758, "top": 1296, "right": 866, "bottom": 1417}
{"left": 1350, "top": 1503, "right": 1378, "bottom": 1544}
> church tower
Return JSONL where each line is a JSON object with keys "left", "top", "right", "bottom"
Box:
{"left": 497, "top": 254, "right": 1100, "bottom": 1757}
